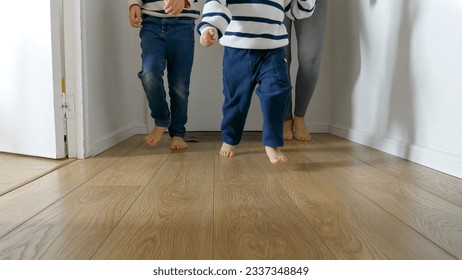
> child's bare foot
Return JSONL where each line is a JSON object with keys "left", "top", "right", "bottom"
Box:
{"left": 294, "top": 117, "right": 312, "bottom": 142}
{"left": 220, "top": 142, "right": 235, "bottom": 157}
{"left": 284, "top": 119, "right": 294, "bottom": 141}
{"left": 145, "top": 126, "right": 167, "bottom": 146}
{"left": 170, "top": 136, "right": 189, "bottom": 150}
{"left": 265, "top": 146, "right": 288, "bottom": 164}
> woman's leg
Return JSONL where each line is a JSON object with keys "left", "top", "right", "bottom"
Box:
{"left": 293, "top": 0, "right": 328, "bottom": 141}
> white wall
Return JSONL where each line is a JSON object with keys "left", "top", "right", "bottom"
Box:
{"left": 329, "top": 0, "right": 462, "bottom": 178}
{"left": 80, "top": 0, "right": 147, "bottom": 156}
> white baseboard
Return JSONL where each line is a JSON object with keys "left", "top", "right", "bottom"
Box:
{"left": 329, "top": 125, "right": 462, "bottom": 179}
{"left": 87, "top": 123, "right": 147, "bottom": 157}
{"left": 307, "top": 124, "right": 330, "bottom": 133}
{"left": 185, "top": 124, "right": 330, "bottom": 133}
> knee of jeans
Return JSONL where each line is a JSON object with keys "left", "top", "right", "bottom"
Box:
{"left": 170, "top": 84, "right": 189, "bottom": 99}
{"left": 138, "top": 71, "right": 163, "bottom": 90}
{"left": 276, "top": 82, "right": 293, "bottom": 96}
{"left": 270, "top": 84, "right": 292, "bottom": 102}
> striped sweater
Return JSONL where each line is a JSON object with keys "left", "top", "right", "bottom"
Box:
{"left": 128, "top": 0, "right": 200, "bottom": 19}
{"left": 197, "top": 0, "right": 317, "bottom": 49}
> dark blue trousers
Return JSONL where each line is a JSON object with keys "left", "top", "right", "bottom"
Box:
{"left": 221, "top": 47, "right": 292, "bottom": 147}
{"left": 138, "top": 16, "right": 195, "bottom": 138}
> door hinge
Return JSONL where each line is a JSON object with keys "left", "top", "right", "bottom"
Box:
{"left": 61, "top": 94, "right": 75, "bottom": 120}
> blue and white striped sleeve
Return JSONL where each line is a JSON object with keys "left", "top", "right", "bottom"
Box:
{"left": 286, "top": 0, "right": 317, "bottom": 20}
{"left": 196, "top": 0, "right": 232, "bottom": 39}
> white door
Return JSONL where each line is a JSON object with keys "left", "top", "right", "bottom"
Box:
{"left": 0, "top": 0, "right": 66, "bottom": 159}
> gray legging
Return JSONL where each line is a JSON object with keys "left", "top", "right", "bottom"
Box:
{"left": 284, "top": 0, "right": 328, "bottom": 120}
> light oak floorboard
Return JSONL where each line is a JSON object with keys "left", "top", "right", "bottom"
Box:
{"left": 0, "top": 135, "right": 143, "bottom": 239}
{"left": 0, "top": 158, "right": 117, "bottom": 239}
{"left": 213, "top": 142, "right": 334, "bottom": 259}
{"left": 92, "top": 143, "right": 215, "bottom": 260}
{"left": 314, "top": 134, "right": 462, "bottom": 208}
{"left": 304, "top": 135, "right": 461, "bottom": 259}
{"left": 0, "top": 153, "right": 73, "bottom": 196}
{"left": 344, "top": 180, "right": 462, "bottom": 259}
{"left": 280, "top": 140, "right": 454, "bottom": 259}
{"left": 0, "top": 136, "right": 161, "bottom": 259}
{"left": 0, "top": 133, "right": 460, "bottom": 260}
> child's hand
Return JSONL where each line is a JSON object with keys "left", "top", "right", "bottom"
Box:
{"left": 200, "top": 28, "right": 218, "bottom": 47}
{"left": 164, "top": 0, "right": 184, "bottom": 16}
{"left": 129, "top": 5, "right": 142, "bottom": 28}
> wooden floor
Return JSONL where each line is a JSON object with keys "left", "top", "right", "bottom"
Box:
{"left": 0, "top": 153, "right": 73, "bottom": 196}
{"left": 0, "top": 132, "right": 461, "bottom": 260}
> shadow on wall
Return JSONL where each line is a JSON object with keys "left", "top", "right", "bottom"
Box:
{"left": 383, "top": 1, "right": 418, "bottom": 159}
{"left": 331, "top": 0, "right": 361, "bottom": 130}
{"left": 346, "top": 0, "right": 418, "bottom": 159}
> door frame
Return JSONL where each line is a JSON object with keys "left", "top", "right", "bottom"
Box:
{"left": 62, "top": 0, "right": 85, "bottom": 159}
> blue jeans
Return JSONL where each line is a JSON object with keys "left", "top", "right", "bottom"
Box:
{"left": 221, "top": 47, "right": 292, "bottom": 147}
{"left": 138, "top": 16, "right": 195, "bottom": 138}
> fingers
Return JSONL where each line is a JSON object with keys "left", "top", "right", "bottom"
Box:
{"left": 164, "top": 0, "right": 184, "bottom": 16}
{"left": 129, "top": 6, "right": 142, "bottom": 28}
{"left": 209, "top": 28, "right": 217, "bottom": 40}
{"left": 200, "top": 29, "right": 218, "bottom": 47}
{"left": 130, "top": 17, "right": 142, "bottom": 28}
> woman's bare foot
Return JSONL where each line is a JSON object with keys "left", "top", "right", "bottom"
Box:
{"left": 170, "top": 136, "right": 189, "bottom": 150}
{"left": 284, "top": 119, "right": 294, "bottom": 141}
{"left": 265, "top": 146, "right": 288, "bottom": 164}
{"left": 145, "top": 126, "right": 167, "bottom": 146}
{"left": 294, "top": 117, "right": 312, "bottom": 142}
{"left": 220, "top": 142, "right": 235, "bottom": 157}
